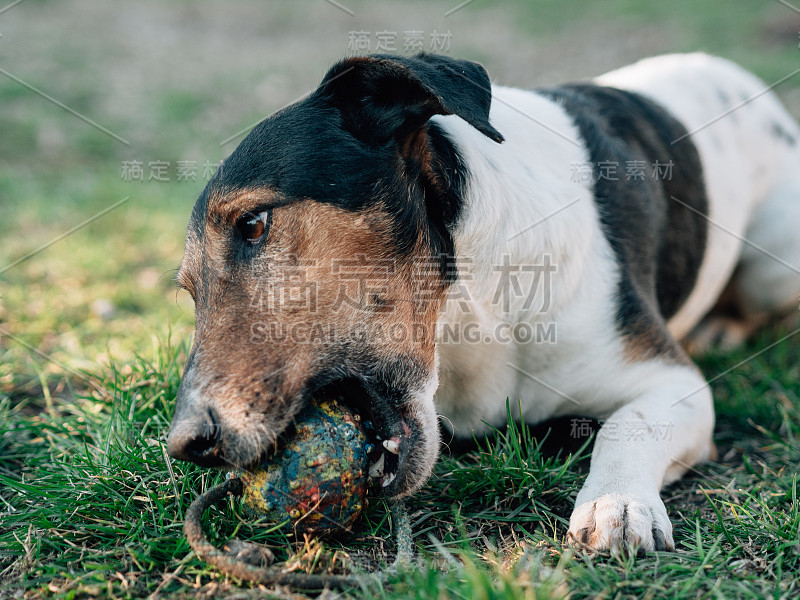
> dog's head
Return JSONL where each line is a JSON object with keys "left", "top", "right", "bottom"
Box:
{"left": 167, "top": 53, "right": 502, "bottom": 497}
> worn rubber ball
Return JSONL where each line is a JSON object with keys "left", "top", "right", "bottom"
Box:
{"left": 238, "top": 399, "right": 370, "bottom": 534}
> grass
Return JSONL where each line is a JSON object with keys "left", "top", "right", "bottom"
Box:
{"left": 2, "top": 0, "right": 800, "bottom": 598}
{"left": 2, "top": 329, "right": 799, "bottom": 598}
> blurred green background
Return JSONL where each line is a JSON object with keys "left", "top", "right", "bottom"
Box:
{"left": 2, "top": 0, "right": 799, "bottom": 396}
{"left": 2, "top": 2, "right": 800, "bottom": 598}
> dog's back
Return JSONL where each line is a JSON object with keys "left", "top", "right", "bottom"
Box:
{"left": 598, "top": 53, "right": 800, "bottom": 344}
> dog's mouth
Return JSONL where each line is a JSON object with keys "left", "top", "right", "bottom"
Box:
{"left": 310, "top": 376, "right": 417, "bottom": 496}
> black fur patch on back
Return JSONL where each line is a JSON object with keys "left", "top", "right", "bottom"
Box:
{"left": 540, "top": 83, "right": 709, "bottom": 354}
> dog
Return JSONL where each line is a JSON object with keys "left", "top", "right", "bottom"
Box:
{"left": 167, "top": 52, "right": 800, "bottom": 552}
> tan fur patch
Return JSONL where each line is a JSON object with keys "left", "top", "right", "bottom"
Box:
{"left": 621, "top": 317, "right": 692, "bottom": 366}
{"left": 207, "top": 187, "right": 283, "bottom": 225}
{"left": 178, "top": 192, "right": 449, "bottom": 467}
{"left": 270, "top": 199, "right": 447, "bottom": 371}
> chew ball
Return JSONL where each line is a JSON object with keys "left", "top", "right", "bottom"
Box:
{"left": 238, "top": 399, "right": 370, "bottom": 534}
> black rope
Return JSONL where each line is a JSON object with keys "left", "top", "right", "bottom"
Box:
{"left": 184, "top": 477, "right": 364, "bottom": 591}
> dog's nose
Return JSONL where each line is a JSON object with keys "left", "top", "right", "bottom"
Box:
{"left": 167, "top": 409, "right": 225, "bottom": 467}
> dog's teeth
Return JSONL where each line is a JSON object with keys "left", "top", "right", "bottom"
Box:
{"left": 381, "top": 472, "right": 396, "bottom": 487}
{"left": 369, "top": 453, "right": 385, "bottom": 478}
{"left": 382, "top": 438, "right": 400, "bottom": 455}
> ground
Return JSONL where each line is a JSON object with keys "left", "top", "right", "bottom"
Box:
{"left": 1, "top": 1, "right": 799, "bottom": 598}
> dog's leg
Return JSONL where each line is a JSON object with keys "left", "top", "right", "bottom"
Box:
{"left": 683, "top": 286, "right": 768, "bottom": 356}
{"left": 729, "top": 176, "right": 800, "bottom": 322}
{"left": 568, "top": 362, "right": 715, "bottom": 552}
{"left": 685, "top": 174, "right": 800, "bottom": 355}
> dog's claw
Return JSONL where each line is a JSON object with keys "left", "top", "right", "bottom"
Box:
{"left": 567, "top": 493, "right": 675, "bottom": 554}
{"left": 653, "top": 527, "right": 674, "bottom": 552}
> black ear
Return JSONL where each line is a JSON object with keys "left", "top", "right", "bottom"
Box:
{"left": 318, "top": 53, "right": 504, "bottom": 146}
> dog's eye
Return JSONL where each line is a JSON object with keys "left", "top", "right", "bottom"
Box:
{"left": 236, "top": 211, "right": 270, "bottom": 244}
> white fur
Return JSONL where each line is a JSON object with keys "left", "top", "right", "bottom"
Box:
{"left": 428, "top": 53, "right": 800, "bottom": 552}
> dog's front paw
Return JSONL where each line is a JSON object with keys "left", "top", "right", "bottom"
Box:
{"left": 567, "top": 493, "right": 675, "bottom": 553}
